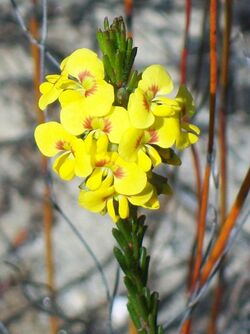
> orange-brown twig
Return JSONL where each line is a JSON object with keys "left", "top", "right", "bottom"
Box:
{"left": 180, "top": 1, "right": 218, "bottom": 332}
{"left": 124, "top": 0, "right": 133, "bottom": 38}
{"left": 30, "top": 2, "right": 58, "bottom": 333}
{"left": 208, "top": 1, "right": 232, "bottom": 332}
{"left": 200, "top": 167, "right": 250, "bottom": 287}
{"left": 190, "top": 0, "right": 218, "bottom": 295}
{"left": 180, "top": 0, "right": 202, "bottom": 204}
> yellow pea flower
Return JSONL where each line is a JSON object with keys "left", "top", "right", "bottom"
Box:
{"left": 60, "top": 104, "right": 130, "bottom": 141}
{"left": 83, "top": 135, "right": 147, "bottom": 196}
{"left": 34, "top": 122, "right": 92, "bottom": 180}
{"left": 38, "top": 48, "right": 114, "bottom": 117}
{"left": 79, "top": 181, "right": 159, "bottom": 222}
{"left": 128, "top": 64, "right": 175, "bottom": 128}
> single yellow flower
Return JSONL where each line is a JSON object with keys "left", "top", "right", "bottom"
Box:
{"left": 83, "top": 135, "right": 147, "bottom": 196}
{"left": 38, "top": 48, "right": 114, "bottom": 116}
{"left": 60, "top": 104, "right": 130, "bottom": 141}
{"left": 34, "top": 122, "right": 92, "bottom": 180}
{"left": 128, "top": 64, "right": 175, "bottom": 128}
{"left": 79, "top": 181, "right": 159, "bottom": 222}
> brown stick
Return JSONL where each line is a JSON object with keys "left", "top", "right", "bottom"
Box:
{"left": 30, "top": 2, "right": 58, "bottom": 333}
{"left": 190, "top": 0, "right": 217, "bottom": 294}
{"left": 200, "top": 167, "right": 250, "bottom": 287}
{"left": 180, "top": 1, "right": 218, "bottom": 332}
{"left": 208, "top": 1, "right": 232, "bottom": 332}
{"left": 124, "top": 0, "right": 133, "bottom": 38}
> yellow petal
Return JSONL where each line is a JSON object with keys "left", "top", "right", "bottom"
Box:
{"left": 148, "top": 117, "right": 178, "bottom": 148}
{"left": 119, "top": 128, "right": 144, "bottom": 162}
{"left": 128, "top": 89, "right": 155, "bottom": 129}
{"left": 73, "top": 140, "right": 93, "bottom": 177}
{"left": 145, "top": 145, "right": 161, "bottom": 167}
{"left": 152, "top": 97, "right": 180, "bottom": 117}
{"left": 113, "top": 157, "right": 147, "bottom": 195}
{"left": 143, "top": 192, "right": 160, "bottom": 210}
{"left": 84, "top": 80, "right": 114, "bottom": 117}
{"left": 53, "top": 152, "right": 75, "bottom": 180}
{"left": 137, "top": 149, "right": 152, "bottom": 171}
{"left": 61, "top": 48, "right": 104, "bottom": 80}
{"left": 128, "top": 183, "right": 154, "bottom": 206}
{"left": 107, "top": 198, "right": 119, "bottom": 222}
{"left": 38, "top": 75, "right": 71, "bottom": 110}
{"left": 139, "top": 64, "right": 173, "bottom": 95}
{"left": 86, "top": 168, "right": 104, "bottom": 190}
{"left": 60, "top": 91, "right": 87, "bottom": 135}
{"left": 79, "top": 185, "right": 115, "bottom": 213}
{"left": 118, "top": 196, "right": 129, "bottom": 219}
{"left": 107, "top": 107, "right": 131, "bottom": 143}
{"left": 175, "top": 85, "right": 195, "bottom": 117}
{"left": 34, "top": 122, "right": 75, "bottom": 157}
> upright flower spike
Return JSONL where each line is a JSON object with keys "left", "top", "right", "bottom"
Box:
{"left": 33, "top": 16, "right": 201, "bottom": 334}
{"left": 39, "top": 48, "right": 114, "bottom": 118}
{"left": 34, "top": 122, "right": 92, "bottom": 180}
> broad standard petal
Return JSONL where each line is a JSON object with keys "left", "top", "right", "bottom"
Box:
{"left": 139, "top": 64, "right": 174, "bottom": 95}
{"left": 118, "top": 128, "right": 144, "bottom": 162}
{"left": 84, "top": 80, "right": 114, "bottom": 117}
{"left": 128, "top": 89, "right": 155, "bottom": 128}
{"left": 34, "top": 121, "right": 76, "bottom": 157}
{"left": 113, "top": 157, "right": 147, "bottom": 196}
{"left": 61, "top": 48, "right": 104, "bottom": 80}
{"left": 107, "top": 107, "right": 131, "bottom": 144}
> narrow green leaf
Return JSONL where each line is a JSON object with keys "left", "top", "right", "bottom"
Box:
{"left": 157, "top": 325, "right": 164, "bottom": 334}
{"left": 150, "top": 291, "right": 159, "bottom": 322}
{"left": 126, "top": 37, "right": 133, "bottom": 61}
{"left": 103, "top": 55, "right": 116, "bottom": 83}
{"left": 104, "top": 17, "right": 110, "bottom": 30}
{"left": 113, "top": 246, "right": 127, "bottom": 273}
{"left": 116, "top": 218, "right": 132, "bottom": 242}
{"left": 126, "top": 70, "right": 139, "bottom": 92}
{"left": 148, "top": 313, "right": 156, "bottom": 334}
{"left": 96, "top": 30, "right": 105, "bottom": 54}
{"left": 114, "top": 51, "right": 125, "bottom": 85}
{"left": 124, "top": 276, "right": 137, "bottom": 295}
{"left": 125, "top": 46, "right": 137, "bottom": 77}
{"left": 127, "top": 302, "right": 142, "bottom": 329}
{"left": 131, "top": 232, "right": 140, "bottom": 260}
{"left": 112, "top": 228, "right": 129, "bottom": 253}
{"left": 139, "top": 247, "right": 147, "bottom": 271}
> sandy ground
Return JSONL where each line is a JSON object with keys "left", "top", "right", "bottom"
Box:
{"left": 0, "top": 1, "right": 250, "bottom": 333}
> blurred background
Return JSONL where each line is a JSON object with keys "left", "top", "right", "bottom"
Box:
{"left": 0, "top": 1, "right": 250, "bottom": 333}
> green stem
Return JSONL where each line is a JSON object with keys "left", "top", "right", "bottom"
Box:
{"left": 113, "top": 213, "right": 163, "bottom": 334}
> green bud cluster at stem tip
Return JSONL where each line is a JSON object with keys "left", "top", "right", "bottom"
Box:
{"left": 97, "top": 16, "right": 140, "bottom": 106}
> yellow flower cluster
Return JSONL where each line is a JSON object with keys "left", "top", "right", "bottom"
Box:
{"left": 35, "top": 48, "right": 199, "bottom": 221}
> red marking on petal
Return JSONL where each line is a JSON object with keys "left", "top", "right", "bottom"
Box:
{"left": 114, "top": 167, "right": 124, "bottom": 179}
{"left": 149, "top": 84, "right": 159, "bottom": 97}
{"left": 55, "top": 140, "right": 65, "bottom": 150}
{"left": 96, "top": 159, "right": 107, "bottom": 167}
{"left": 135, "top": 134, "right": 143, "bottom": 149}
{"left": 78, "top": 70, "right": 91, "bottom": 83}
{"left": 103, "top": 118, "right": 112, "bottom": 133}
{"left": 85, "top": 82, "right": 97, "bottom": 97}
{"left": 83, "top": 116, "right": 93, "bottom": 130}
{"left": 148, "top": 129, "right": 159, "bottom": 144}
{"left": 143, "top": 93, "right": 150, "bottom": 111}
